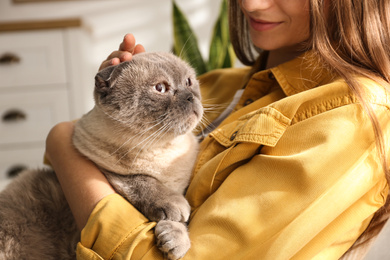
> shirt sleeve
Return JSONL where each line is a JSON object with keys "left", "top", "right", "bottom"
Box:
{"left": 77, "top": 193, "right": 162, "bottom": 259}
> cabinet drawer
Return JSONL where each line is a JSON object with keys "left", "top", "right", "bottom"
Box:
{"left": 0, "top": 30, "right": 66, "bottom": 88}
{"left": 0, "top": 89, "right": 70, "bottom": 145}
{"left": 0, "top": 146, "right": 48, "bottom": 191}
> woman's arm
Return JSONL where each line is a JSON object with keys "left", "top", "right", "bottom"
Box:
{"left": 45, "top": 34, "right": 146, "bottom": 230}
{"left": 45, "top": 122, "right": 115, "bottom": 230}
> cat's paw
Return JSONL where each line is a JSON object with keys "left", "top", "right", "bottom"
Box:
{"left": 147, "top": 194, "right": 190, "bottom": 222}
{"left": 155, "top": 220, "right": 190, "bottom": 260}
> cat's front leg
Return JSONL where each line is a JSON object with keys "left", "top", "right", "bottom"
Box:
{"left": 155, "top": 220, "right": 190, "bottom": 260}
{"left": 104, "top": 172, "right": 190, "bottom": 222}
{"left": 104, "top": 172, "right": 191, "bottom": 259}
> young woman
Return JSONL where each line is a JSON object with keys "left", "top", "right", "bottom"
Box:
{"left": 45, "top": 0, "right": 390, "bottom": 259}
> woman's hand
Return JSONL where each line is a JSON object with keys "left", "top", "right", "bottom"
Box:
{"left": 45, "top": 122, "right": 115, "bottom": 230}
{"left": 99, "top": 33, "right": 146, "bottom": 71}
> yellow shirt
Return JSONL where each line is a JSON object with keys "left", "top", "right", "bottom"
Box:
{"left": 77, "top": 51, "right": 390, "bottom": 260}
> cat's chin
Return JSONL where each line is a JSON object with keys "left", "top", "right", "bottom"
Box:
{"left": 193, "top": 110, "right": 202, "bottom": 121}
{"left": 174, "top": 119, "right": 200, "bottom": 137}
{"left": 191, "top": 103, "right": 203, "bottom": 125}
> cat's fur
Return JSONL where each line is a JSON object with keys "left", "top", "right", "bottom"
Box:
{"left": 0, "top": 52, "right": 203, "bottom": 260}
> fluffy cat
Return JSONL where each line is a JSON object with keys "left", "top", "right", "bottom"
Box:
{"left": 0, "top": 52, "right": 203, "bottom": 260}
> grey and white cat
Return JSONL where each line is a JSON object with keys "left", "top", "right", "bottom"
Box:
{"left": 0, "top": 52, "right": 203, "bottom": 260}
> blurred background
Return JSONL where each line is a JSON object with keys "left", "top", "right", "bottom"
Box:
{"left": 0, "top": 0, "right": 223, "bottom": 189}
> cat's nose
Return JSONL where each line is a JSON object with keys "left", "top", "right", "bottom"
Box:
{"left": 186, "top": 93, "right": 194, "bottom": 103}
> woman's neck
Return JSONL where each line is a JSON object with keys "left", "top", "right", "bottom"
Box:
{"left": 265, "top": 46, "right": 307, "bottom": 69}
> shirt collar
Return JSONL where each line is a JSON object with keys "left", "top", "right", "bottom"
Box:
{"left": 251, "top": 51, "right": 339, "bottom": 96}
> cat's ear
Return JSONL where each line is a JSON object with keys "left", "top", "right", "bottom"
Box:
{"left": 94, "top": 65, "right": 117, "bottom": 98}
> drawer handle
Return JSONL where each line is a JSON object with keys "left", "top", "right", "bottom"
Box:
{"left": 2, "top": 109, "right": 27, "bottom": 123}
{"left": 0, "top": 53, "right": 21, "bottom": 65}
{"left": 6, "top": 164, "right": 27, "bottom": 178}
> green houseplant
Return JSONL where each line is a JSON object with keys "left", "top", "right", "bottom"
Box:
{"left": 172, "top": 0, "right": 235, "bottom": 76}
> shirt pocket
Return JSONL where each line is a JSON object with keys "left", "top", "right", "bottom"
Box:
{"left": 211, "top": 106, "right": 291, "bottom": 147}
{"left": 187, "top": 107, "right": 291, "bottom": 208}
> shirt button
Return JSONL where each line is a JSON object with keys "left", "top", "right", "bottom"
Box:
{"left": 268, "top": 72, "right": 275, "bottom": 80}
{"left": 230, "top": 131, "right": 238, "bottom": 141}
{"left": 244, "top": 99, "right": 253, "bottom": 106}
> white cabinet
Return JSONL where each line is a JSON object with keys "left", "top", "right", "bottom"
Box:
{"left": 0, "top": 29, "right": 72, "bottom": 187}
{"left": 0, "top": 146, "right": 46, "bottom": 190}
{"left": 0, "top": 30, "right": 67, "bottom": 88}
{"left": 0, "top": 89, "right": 70, "bottom": 145}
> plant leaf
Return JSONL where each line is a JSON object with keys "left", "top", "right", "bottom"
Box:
{"left": 208, "top": 0, "right": 235, "bottom": 70}
{"left": 222, "top": 44, "right": 235, "bottom": 68}
{"left": 172, "top": 0, "right": 208, "bottom": 75}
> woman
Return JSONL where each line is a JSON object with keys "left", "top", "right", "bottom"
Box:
{"left": 46, "top": 0, "right": 390, "bottom": 259}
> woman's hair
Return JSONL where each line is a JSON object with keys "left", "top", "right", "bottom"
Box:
{"left": 228, "top": 0, "right": 254, "bottom": 66}
{"left": 229, "top": 0, "right": 390, "bottom": 254}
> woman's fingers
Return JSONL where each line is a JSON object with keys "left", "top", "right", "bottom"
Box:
{"left": 99, "top": 52, "right": 133, "bottom": 71}
{"left": 119, "top": 33, "right": 136, "bottom": 52}
{"left": 98, "top": 58, "right": 117, "bottom": 71}
{"left": 104, "top": 50, "right": 133, "bottom": 62}
{"left": 99, "top": 34, "right": 146, "bottom": 71}
{"left": 134, "top": 44, "right": 146, "bottom": 55}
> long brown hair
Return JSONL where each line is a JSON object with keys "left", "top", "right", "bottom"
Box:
{"left": 228, "top": 0, "right": 390, "bottom": 254}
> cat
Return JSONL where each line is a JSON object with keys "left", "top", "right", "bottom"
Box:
{"left": 0, "top": 52, "right": 203, "bottom": 260}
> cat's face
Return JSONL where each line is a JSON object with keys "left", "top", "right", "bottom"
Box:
{"left": 94, "top": 52, "right": 203, "bottom": 137}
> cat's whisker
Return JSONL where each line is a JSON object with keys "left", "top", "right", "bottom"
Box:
{"left": 201, "top": 98, "right": 219, "bottom": 103}
{"left": 200, "top": 117, "right": 213, "bottom": 129}
{"left": 129, "top": 122, "right": 172, "bottom": 167}
{"left": 202, "top": 103, "right": 228, "bottom": 109}
{"left": 100, "top": 109, "right": 128, "bottom": 125}
{"left": 106, "top": 112, "right": 171, "bottom": 159}
{"left": 194, "top": 115, "right": 217, "bottom": 138}
{"left": 99, "top": 104, "right": 169, "bottom": 129}
{"left": 107, "top": 120, "right": 163, "bottom": 158}
{"left": 202, "top": 103, "right": 229, "bottom": 112}
{"left": 115, "top": 119, "right": 171, "bottom": 166}
{"left": 178, "top": 34, "right": 194, "bottom": 60}
{"left": 114, "top": 132, "right": 160, "bottom": 165}
{"left": 152, "top": 112, "right": 170, "bottom": 123}
{"left": 107, "top": 131, "right": 148, "bottom": 159}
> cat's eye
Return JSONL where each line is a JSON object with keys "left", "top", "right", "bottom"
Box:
{"left": 186, "top": 78, "right": 192, "bottom": 87}
{"left": 154, "top": 83, "right": 168, "bottom": 93}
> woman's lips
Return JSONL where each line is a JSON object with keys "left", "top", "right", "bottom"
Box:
{"left": 249, "top": 17, "right": 282, "bottom": 31}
